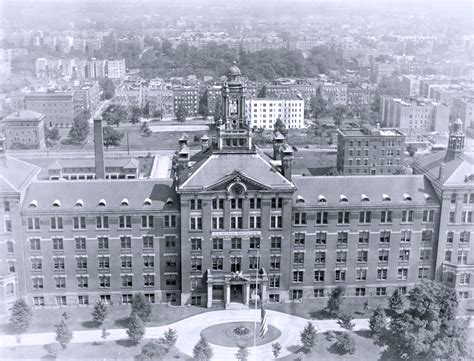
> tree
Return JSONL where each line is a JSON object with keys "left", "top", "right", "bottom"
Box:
{"left": 138, "top": 339, "right": 169, "bottom": 361}
{"left": 175, "top": 104, "right": 188, "bottom": 122}
{"left": 273, "top": 117, "right": 287, "bottom": 135}
{"left": 55, "top": 313, "right": 73, "bottom": 350}
{"left": 388, "top": 289, "right": 405, "bottom": 314}
{"left": 327, "top": 286, "right": 345, "bottom": 315}
{"left": 101, "top": 328, "right": 110, "bottom": 342}
{"left": 131, "top": 293, "right": 152, "bottom": 323}
{"left": 44, "top": 343, "right": 60, "bottom": 358}
{"left": 310, "top": 93, "right": 327, "bottom": 119}
{"left": 68, "top": 117, "right": 89, "bottom": 144}
{"left": 213, "top": 99, "right": 222, "bottom": 122}
{"left": 369, "top": 305, "right": 386, "bottom": 340}
{"left": 407, "top": 144, "right": 417, "bottom": 157}
{"left": 127, "top": 312, "right": 145, "bottom": 345}
{"left": 198, "top": 92, "right": 209, "bottom": 118}
{"left": 379, "top": 280, "right": 469, "bottom": 361}
{"left": 103, "top": 126, "right": 124, "bottom": 148}
{"left": 257, "top": 85, "right": 267, "bottom": 98}
{"left": 141, "top": 121, "right": 152, "bottom": 137}
{"left": 103, "top": 105, "right": 128, "bottom": 127}
{"left": 152, "top": 109, "right": 163, "bottom": 119}
{"left": 332, "top": 105, "right": 346, "bottom": 128}
{"left": 45, "top": 126, "right": 60, "bottom": 143}
{"left": 337, "top": 311, "right": 355, "bottom": 331}
{"left": 162, "top": 328, "right": 178, "bottom": 349}
{"left": 271, "top": 342, "right": 282, "bottom": 359}
{"left": 100, "top": 78, "right": 115, "bottom": 100}
{"left": 300, "top": 321, "right": 317, "bottom": 351}
{"left": 92, "top": 300, "right": 108, "bottom": 325}
{"left": 193, "top": 336, "right": 213, "bottom": 361}
{"left": 130, "top": 106, "right": 142, "bottom": 124}
{"left": 235, "top": 342, "right": 249, "bottom": 361}
{"left": 335, "top": 332, "right": 356, "bottom": 355}
{"left": 9, "top": 299, "right": 33, "bottom": 341}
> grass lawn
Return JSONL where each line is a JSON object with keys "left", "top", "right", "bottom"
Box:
{"left": 0, "top": 341, "right": 191, "bottom": 360}
{"left": 0, "top": 304, "right": 212, "bottom": 335}
{"left": 279, "top": 331, "right": 381, "bottom": 361}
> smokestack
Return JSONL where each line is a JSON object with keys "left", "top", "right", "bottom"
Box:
{"left": 94, "top": 116, "right": 105, "bottom": 179}
{"left": 281, "top": 145, "right": 294, "bottom": 181}
{"left": 438, "top": 162, "right": 445, "bottom": 181}
{"left": 273, "top": 131, "right": 285, "bottom": 160}
{"left": 201, "top": 134, "right": 209, "bottom": 151}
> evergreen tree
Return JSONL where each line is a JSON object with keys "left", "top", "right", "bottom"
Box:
{"left": 162, "top": 328, "right": 178, "bottom": 348}
{"left": 175, "top": 104, "right": 188, "bottom": 122}
{"left": 369, "top": 305, "right": 387, "bottom": 340}
{"left": 327, "top": 286, "right": 345, "bottom": 315}
{"left": 337, "top": 311, "right": 355, "bottom": 331}
{"left": 388, "top": 289, "right": 405, "bottom": 314}
{"left": 335, "top": 332, "right": 356, "bottom": 354}
{"left": 92, "top": 300, "right": 108, "bottom": 325}
{"left": 273, "top": 117, "right": 287, "bottom": 136}
{"left": 271, "top": 342, "right": 282, "bottom": 359}
{"left": 9, "top": 299, "right": 33, "bottom": 341}
{"left": 55, "top": 314, "right": 73, "bottom": 350}
{"left": 193, "top": 336, "right": 213, "bottom": 361}
{"left": 101, "top": 327, "right": 110, "bottom": 341}
{"left": 138, "top": 339, "right": 169, "bottom": 361}
{"left": 103, "top": 126, "right": 124, "bottom": 148}
{"left": 127, "top": 312, "right": 145, "bottom": 345}
{"left": 213, "top": 99, "right": 222, "bottom": 122}
{"left": 310, "top": 93, "right": 327, "bottom": 119}
{"left": 68, "top": 117, "right": 89, "bottom": 144}
{"left": 198, "top": 92, "right": 209, "bottom": 118}
{"left": 235, "top": 342, "right": 249, "bottom": 361}
{"left": 300, "top": 321, "right": 317, "bottom": 351}
{"left": 130, "top": 106, "right": 142, "bottom": 124}
{"left": 332, "top": 105, "right": 346, "bottom": 128}
{"left": 100, "top": 78, "right": 115, "bottom": 100}
{"left": 131, "top": 293, "right": 152, "bottom": 322}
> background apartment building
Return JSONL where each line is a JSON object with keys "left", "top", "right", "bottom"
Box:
{"left": 246, "top": 96, "right": 305, "bottom": 130}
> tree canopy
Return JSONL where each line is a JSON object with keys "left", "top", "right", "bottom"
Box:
{"left": 103, "top": 126, "right": 124, "bottom": 148}
{"left": 9, "top": 299, "right": 33, "bottom": 338}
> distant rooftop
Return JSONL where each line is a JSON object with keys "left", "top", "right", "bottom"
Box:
{"left": 3, "top": 110, "right": 45, "bottom": 122}
{"left": 338, "top": 126, "right": 405, "bottom": 138}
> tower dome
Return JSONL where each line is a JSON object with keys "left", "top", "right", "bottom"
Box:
{"left": 228, "top": 62, "right": 241, "bottom": 77}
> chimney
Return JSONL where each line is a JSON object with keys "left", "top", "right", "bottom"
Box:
{"left": 201, "top": 134, "right": 209, "bottom": 150}
{"left": 438, "top": 162, "right": 445, "bottom": 181}
{"left": 273, "top": 131, "right": 285, "bottom": 160}
{"left": 178, "top": 133, "right": 188, "bottom": 150}
{"left": 94, "top": 116, "right": 105, "bottom": 179}
{"left": 178, "top": 145, "right": 190, "bottom": 170}
{"left": 281, "top": 145, "right": 294, "bottom": 181}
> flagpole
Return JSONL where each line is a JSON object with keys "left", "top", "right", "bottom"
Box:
{"left": 253, "top": 248, "right": 259, "bottom": 361}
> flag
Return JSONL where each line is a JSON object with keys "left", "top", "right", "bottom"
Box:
{"left": 259, "top": 304, "right": 268, "bottom": 338}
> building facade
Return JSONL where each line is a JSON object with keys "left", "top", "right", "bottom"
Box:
{"left": 25, "top": 92, "right": 76, "bottom": 128}
{"left": 246, "top": 97, "right": 305, "bottom": 130}
{"left": 1, "top": 110, "right": 46, "bottom": 149}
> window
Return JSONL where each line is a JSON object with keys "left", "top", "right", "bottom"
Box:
{"left": 31, "top": 258, "right": 42, "bottom": 271}
{"left": 77, "top": 275, "right": 88, "bottom": 288}
{"left": 7, "top": 240, "right": 14, "bottom": 254}
{"left": 377, "top": 268, "right": 388, "bottom": 281}
{"left": 397, "top": 267, "right": 408, "bottom": 280}
{"left": 449, "top": 211, "right": 455, "bottom": 223}
{"left": 119, "top": 215, "right": 132, "bottom": 229}
{"left": 212, "top": 237, "right": 223, "bottom": 250}
{"left": 337, "top": 232, "right": 348, "bottom": 245}
{"left": 73, "top": 216, "right": 86, "bottom": 230}
{"left": 165, "top": 236, "right": 177, "bottom": 248}
{"left": 75, "top": 237, "right": 86, "bottom": 250}
{"left": 336, "top": 250, "right": 347, "bottom": 263}
{"left": 420, "top": 230, "right": 432, "bottom": 243}
{"left": 316, "top": 212, "right": 328, "bottom": 225}
{"left": 378, "top": 249, "right": 389, "bottom": 262}
{"left": 359, "top": 211, "right": 371, "bottom": 224}
{"left": 190, "top": 238, "right": 202, "bottom": 251}
{"left": 190, "top": 199, "right": 202, "bottom": 210}
{"left": 270, "top": 215, "right": 282, "bottom": 229}
{"left": 33, "top": 296, "right": 45, "bottom": 306}
{"left": 293, "top": 270, "right": 304, "bottom": 283}
{"left": 294, "top": 232, "right": 305, "bottom": 246}
{"left": 4, "top": 201, "right": 10, "bottom": 212}
{"left": 50, "top": 217, "right": 63, "bottom": 230}
{"left": 230, "top": 198, "right": 243, "bottom": 210}
{"left": 293, "top": 252, "right": 304, "bottom": 265}
{"left": 445, "top": 250, "right": 452, "bottom": 262}
{"left": 98, "top": 256, "right": 110, "bottom": 269}
{"left": 294, "top": 212, "right": 307, "bottom": 225}
{"left": 335, "top": 269, "right": 346, "bottom": 282}
{"left": 271, "top": 197, "right": 283, "bottom": 209}
{"left": 98, "top": 236, "right": 109, "bottom": 249}
{"left": 143, "top": 255, "right": 154, "bottom": 268}
{"left": 380, "top": 211, "right": 392, "bottom": 223}
{"left": 315, "top": 251, "right": 326, "bottom": 264}
{"left": 32, "top": 277, "right": 44, "bottom": 289}
{"left": 121, "top": 275, "right": 133, "bottom": 288}
{"left": 422, "top": 210, "right": 435, "bottom": 222}
{"left": 96, "top": 216, "right": 109, "bottom": 229}
{"left": 358, "top": 231, "right": 369, "bottom": 244}
{"left": 451, "top": 193, "right": 457, "bottom": 204}
{"left": 55, "top": 276, "right": 66, "bottom": 288}
{"left": 30, "top": 238, "right": 41, "bottom": 251}
{"left": 120, "top": 236, "right": 131, "bottom": 249}
{"left": 462, "top": 211, "right": 473, "bottom": 224}
{"left": 314, "top": 270, "right": 325, "bottom": 282}
{"left": 401, "top": 230, "right": 411, "bottom": 243}
{"left": 53, "top": 257, "right": 65, "bottom": 270}
{"left": 212, "top": 198, "right": 224, "bottom": 210}
{"left": 460, "top": 231, "right": 470, "bottom": 243}
{"left": 190, "top": 216, "right": 203, "bottom": 230}
{"left": 357, "top": 250, "right": 368, "bottom": 263}
{"left": 76, "top": 256, "right": 87, "bottom": 269}
{"left": 166, "top": 255, "right": 177, "bottom": 268}
{"left": 191, "top": 295, "right": 202, "bottom": 305}
{"left": 249, "top": 256, "right": 260, "bottom": 270}
{"left": 458, "top": 250, "right": 468, "bottom": 265}
{"left": 27, "top": 217, "right": 40, "bottom": 231}
{"left": 100, "top": 295, "right": 111, "bottom": 304}
{"left": 269, "top": 275, "right": 280, "bottom": 288}
{"left": 291, "top": 289, "right": 303, "bottom": 301}
{"left": 212, "top": 257, "right": 223, "bottom": 270}
{"left": 144, "top": 274, "right": 155, "bottom": 287}
{"left": 249, "top": 198, "right": 261, "bottom": 209}
{"left": 270, "top": 255, "right": 280, "bottom": 270}
{"left": 143, "top": 236, "right": 154, "bottom": 249}
{"left": 231, "top": 237, "right": 242, "bottom": 250}
{"left": 459, "top": 273, "right": 471, "bottom": 285}
{"left": 401, "top": 210, "right": 414, "bottom": 223}
{"left": 337, "top": 211, "right": 350, "bottom": 224}
{"left": 141, "top": 215, "right": 154, "bottom": 229}
{"left": 121, "top": 255, "right": 132, "bottom": 268}
{"left": 52, "top": 237, "right": 63, "bottom": 250}
{"left": 399, "top": 249, "right": 410, "bottom": 262}
{"left": 376, "top": 287, "right": 386, "bottom": 296}
{"left": 380, "top": 231, "right": 391, "bottom": 243}
{"left": 191, "top": 257, "right": 202, "bottom": 271}
{"left": 316, "top": 232, "right": 327, "bottom": 245}
{"left": 418, "top": 267, "right": 429, "bottom": 279}
{"left": 249, "top": 237, "right": 260, "bottom": 249}
{"left": 230, "top": 256, "right": 241, "bottom": 272}
{"left": 356, "top": 288, "right": 366, "bottom": 296}
{"left": 356, "top": 268, "right": 367, "bottom": 281}
{"left": 56, "top": 296, "right": 67, "bottom": 306}
{"left": 164, "top": 215, "right": 177, "bottom": 228}
{"left": 271, "top": 236, "right": 281, "bottom": 249}
{"left": 314, "top": 289, "right": 325, "bottom": 298}
{"left": 212, "top": 216, "right": 224, "bottom": 229}
{"left": 230, "top": 216, "right": 243, "bottom": 229}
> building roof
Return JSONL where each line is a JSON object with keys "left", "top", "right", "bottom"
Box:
{"left": 0, "top": 156, "right": 40, "bottom": 194}
{"left": 22, "top": 179, "right": 178, "bottom": 211}
{"left": 3, "top": 110, "right": 45, "bottom": 122}
{"left": 292, "top": 175, "right": 438, "bottom": 207}
{"left": 179, "top": 152, "right": 295, "bottom": 191}
{"left": 47, "top": 158, "right": 139, "bottom": 171}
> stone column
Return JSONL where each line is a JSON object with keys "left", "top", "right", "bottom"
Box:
{"left": 207, "top": 283, "right": 213, "bottom": 308}
{"left": 225, "top": 283, "right": 230, "bottom": 308}
{"left": 245, "top": 283, "right": 250, "bottom": 307}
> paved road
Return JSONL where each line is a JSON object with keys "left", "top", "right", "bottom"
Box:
{"left": 6, "top": 149, "right": 178, "bottom": 160}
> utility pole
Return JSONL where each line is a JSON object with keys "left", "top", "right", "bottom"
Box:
{"left": 126, "top": 132, "right": 129, "bottom": 155}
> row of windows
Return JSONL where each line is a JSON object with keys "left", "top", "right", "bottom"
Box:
{"left": 449, "top": 211, "right": 473, "bottom": 224}
{"left": 33, "top": 293, "right": 161, "bottom": 307}
{"left": 190, "top": 215, "right": 283, "bottom": 230}
{"left": 450, "top": 193, "right": 474, "bottom": 204}
{"left": 191, "top": 197, "right": 281, "bottom": 210}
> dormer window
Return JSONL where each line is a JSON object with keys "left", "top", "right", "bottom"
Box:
{"left": 29, "top": 200, "right": 38, "bottom": 208}
{"left": 424, "top": 193, "right": 432, "bottom": 201}
{"left": 318, "top": 195, "right": 327, "bottom": 203}
{"left": 121, "top": 198, "right": 129, "bottom": 206}
{"left": 403, "top": 193, "right": 412, "bottom": 201}
{"left": 75, "top": 199, "right": 84, "bottom": 207}
{"left": 143, "top": 198, "right": 152, "bottom": 206}
{"left": 382, "top": 194, "right": 391, "bottom": 202}
{"left": 340, "top": 195, "right": 349, "bottom": 202}
{"left": 165, "top": 197, "right": 174, "bottom": 206}
{"left": 296, "top": 195, "right": 305, "bottom": 204}
{"left": 52, "top": 200, "right": 61, "bottom": 207}
{"left": 361, "top": 194, "right": 370, "bottom": 202}
{"left": 98, "top": 199, "right": 106, "bottom": 207}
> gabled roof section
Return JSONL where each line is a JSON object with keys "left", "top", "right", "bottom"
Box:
{"left": 178, "top": 152, "right": 295, "bottom": 191}
{"left": 0, "top": 156, "right": 40, "bottom": 194}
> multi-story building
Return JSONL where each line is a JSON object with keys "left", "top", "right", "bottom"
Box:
{"left": 246, "top": 96, "right": 305, "bottom": 130}
{"left": 47, "top": 158, "right": 139, "bottom": 180}
{"left": 319, "top": 83, "right": 348, "bottom": 106}
{"left": 106, "top": 59, "right": 126, "bottom": 79}
{"left": 0, "top": 64, "right": 471, "bottom": 319}
{"left": 24, "top": 91, "right": 76, "bottom": 128}
{"left": 1, "top": 110, "right": 46, "bottom": 149}
{"left": 173, "top": 86, "right": 199, "bottom": 116}
{"left": 452, "top": 96, "right": 474, "bottom": 130}
{"left": 347, "top": 86, "right": 371, "bottom": 116}
{"left": 336, "top": 126, "right": 406, "bottom": 175}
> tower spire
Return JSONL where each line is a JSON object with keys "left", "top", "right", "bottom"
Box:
{"left": 445, "top": 118, "right": 465, "bottom": 162}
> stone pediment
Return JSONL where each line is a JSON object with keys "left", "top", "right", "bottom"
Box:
{"left": 205, "top": 170, "right": 272, "bottom": 193}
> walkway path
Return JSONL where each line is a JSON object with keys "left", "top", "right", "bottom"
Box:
{"left": 0, "top": 311, "right": 471, "bottom": 360}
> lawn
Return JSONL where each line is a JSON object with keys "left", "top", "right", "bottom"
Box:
{"left": 0, "top": 304, "right": 212, "bottom": 336}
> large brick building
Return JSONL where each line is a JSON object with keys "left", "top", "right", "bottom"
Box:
{"left": 0, "top": 65, "right": 472, "bottom": 319}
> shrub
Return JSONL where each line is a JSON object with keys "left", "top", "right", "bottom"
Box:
{"left": 335, "top": 332, "right": 356, "bottom": 354}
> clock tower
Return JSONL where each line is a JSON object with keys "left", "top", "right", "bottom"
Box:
{"left": 216, "top": 62, "right": 253, "bottom": 152}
